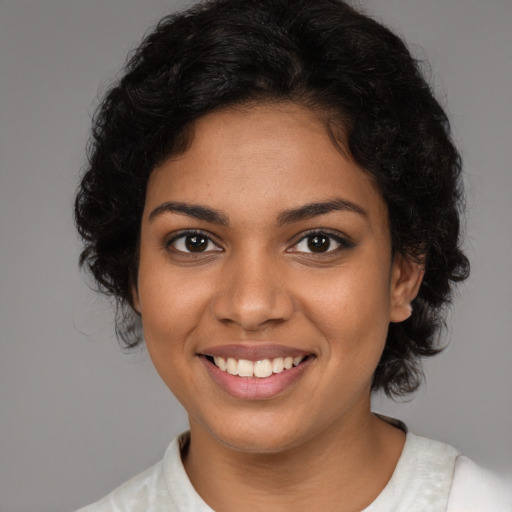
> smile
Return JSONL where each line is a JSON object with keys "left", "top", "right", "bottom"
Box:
{"left": 199, "top": 346, "right": 315, "bottom": 400}
{"left": 208, "top": 355, "right": 308, "bottom": 378}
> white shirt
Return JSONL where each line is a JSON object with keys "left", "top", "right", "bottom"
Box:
{"left": 76, "top": 431, "right": 512, "bottom": 511}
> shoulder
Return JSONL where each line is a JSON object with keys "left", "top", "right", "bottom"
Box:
{"left": 75, "top": 434, "right": 184, "bottom": 512}
{"left": 405, "top": 433, "right": 512, "bottom": 511}
{"left": 75, "top": 432, "right": 213, "bottom": 512}
{"left": 447, "top": 456, "right": 512, "bottom": 512}
{"left": 368, "top": 422, "right": 511, "bottom": 512}
{"left": 363, "top": 432, "right": 459, "bottom": 511}
{"left": 75, "top": 459, "right": 168, "bottom": 512}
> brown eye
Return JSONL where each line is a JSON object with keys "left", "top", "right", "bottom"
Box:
{"left": 185, "top": 235, "right": 209, "bottom": 252}
{"left": 307, "top": 235, "right": 331, "bottom": 253}
{"left": 168, "top": 232, "right": 221, "bottom": 254}
{"left": 290, "top": 231, "right": 352, "bottom": 255}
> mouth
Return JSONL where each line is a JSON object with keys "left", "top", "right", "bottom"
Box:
{"left": 198, "top": 344, "right": 316, "bottom": 399}
{"left": 203, "top": 354, "right": 312, "bottom": 379}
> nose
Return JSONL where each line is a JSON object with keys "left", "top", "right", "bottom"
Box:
{"left": 211, "top": 251, "right": 294, "bottom": 332}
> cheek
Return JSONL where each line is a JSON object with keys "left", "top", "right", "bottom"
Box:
{"left": 137, "top": 270, "right": 206, "bottom": 400}
{"left": 136, "top": 261, "right": 210, "bottom": 374}
{"left": 300, "top": 263, "right": 391, "bottom": 358}
{"left": 137, "top": 253, "right": 211, "bottom": 331}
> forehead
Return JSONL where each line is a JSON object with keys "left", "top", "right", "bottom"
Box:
{"left": 146, "top": 103, "right": 387, "bottom": 226}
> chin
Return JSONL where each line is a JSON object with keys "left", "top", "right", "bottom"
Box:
{"left": 201, "top": 412, "right": 319, "bottom": 455}
{"left": 219, "top": 431, "right": 303, "bottom": 455}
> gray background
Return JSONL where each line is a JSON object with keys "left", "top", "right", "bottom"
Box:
{"left": 1, "top": 0, "right": 511, "bottom": 511}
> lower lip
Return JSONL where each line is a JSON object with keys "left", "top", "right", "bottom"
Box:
{"left": 201, "top": 356, "right": 314, "bottom": 400}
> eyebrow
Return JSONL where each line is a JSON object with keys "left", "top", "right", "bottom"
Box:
{"left": 276, "top": 199, "right": 367, "bottom": 226}
{"left": 148, "top": 198, "right": 366, "bottom": 226}
{"left": 148, "top": 201, "right": 229, "bottom": 225}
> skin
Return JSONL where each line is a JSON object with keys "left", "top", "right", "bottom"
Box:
{"left": 133, "top": 102, "right": 423, "bottom": 511}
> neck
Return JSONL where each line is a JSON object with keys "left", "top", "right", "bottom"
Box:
{"left": 183, "top": 405, "right": 405, "bottom": 512}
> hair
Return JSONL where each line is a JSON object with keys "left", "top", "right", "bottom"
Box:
{"left": 75, "top": 0, "right": 469, "bottom": 397}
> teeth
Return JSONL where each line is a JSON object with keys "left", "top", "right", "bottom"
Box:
{"left": 254, "top": 359, "right": 273, "bottom": 378}
{"left": 214, "top": 356, "right": 227, "bottom": 371}
{"left": 293, "top": 356, "right": 303, "bottom": 367}
{"left": 237, "top": 359, "right": 254, "bottom": 377}
{"left": 272, "top": 357, "right": 284, "bottom": 373}
{"left": 211, "top": 354, "right": 308, "bottom": 378}
{"left": 226, "top": 357, "right": 238, "bottom": 376}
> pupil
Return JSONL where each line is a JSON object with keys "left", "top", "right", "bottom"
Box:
{"left": 185, "top": 235, "right": 208, "bottom": 252}
{"left": 307, "top": 235, "right": 330, "bottom": 253}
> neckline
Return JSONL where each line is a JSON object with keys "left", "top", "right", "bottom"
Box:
{"left": 164, "top": 427, "right": 458, "bottom": 511}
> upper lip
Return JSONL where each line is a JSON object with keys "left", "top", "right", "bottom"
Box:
{"left": 198, "top": 344, "right": 312, "bottom": 361}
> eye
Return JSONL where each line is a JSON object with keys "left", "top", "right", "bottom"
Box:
{"left": 290, "top": 231, "right": 352, "bottom": 254}
{"left": 167, "top": 231, "right": 221, "bottom": 254}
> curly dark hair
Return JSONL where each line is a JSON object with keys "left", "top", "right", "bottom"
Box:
{"left": 75, "top": 0, "right": 469, "bottom": 397}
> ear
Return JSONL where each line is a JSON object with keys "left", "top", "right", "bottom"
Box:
{"left": 389, "top": 253, "right": 424, "bottom": 323}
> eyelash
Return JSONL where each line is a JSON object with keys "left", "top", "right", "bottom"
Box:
{"left": 288, "top": 230, "right": 354, "bottom": 255}
{"left": 166, "top": 230, "right": 222, "bottom": 254}
{"left": 165, "top": 229, "right": 354, "bottom": 256}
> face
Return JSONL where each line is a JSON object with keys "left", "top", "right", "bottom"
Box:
{"left": 134, "top": 103, "right": 420, "bottom": 453}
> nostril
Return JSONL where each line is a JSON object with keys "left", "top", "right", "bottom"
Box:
{"left": 213, "top": 294, "right": 294, "bottom": 329}
{"left": 210, "top": 263, "right": 295, "bottom": 330}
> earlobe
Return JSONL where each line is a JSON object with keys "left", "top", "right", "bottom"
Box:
{"left": 389, "top": 254, "right": 424, "bottom": 323}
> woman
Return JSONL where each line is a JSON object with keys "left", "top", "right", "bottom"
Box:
{"left": 74, "top": 0, "right": 510, "bottom": 510}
